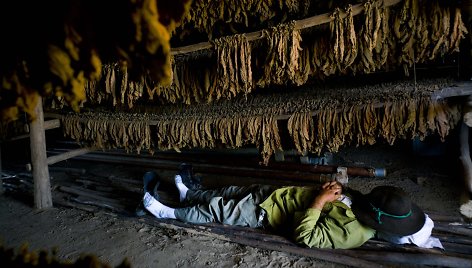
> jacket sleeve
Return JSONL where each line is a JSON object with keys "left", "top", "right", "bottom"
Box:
{"left": 292, "top": 207, "right": 374, "bottom": 249}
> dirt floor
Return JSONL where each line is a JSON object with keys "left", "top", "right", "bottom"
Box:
{"left": 0, "top": 137, "right": 470, "bottom": 268}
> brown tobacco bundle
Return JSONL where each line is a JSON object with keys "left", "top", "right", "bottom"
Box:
{"left": 256, "top": 22, "right": 304, "bottom": 87}
{"left": 84, "top": 64, "right": 145, "bottom": 109}
{"left": 392, "top": 0, "right": 468, "bottom": 74}
{"left": 330, "top": 5, "right": 358, "bottom": 72}
{"left": 355, "top": 0, "right": 390, "bottom": 74}
{"left": 309, "top": 35, "right": 337, "bottom": 78}
{"left": 288, "top": 112, "right": 315, "bottom": 155}
{"left": 71, "top": 0, "right": 469, "bottom": 109}
{"left": 180, "top": 0, "right": 273, "bottom": 40}
{"left": 178, "top": 0, "right": 311, "bottom": 40}
{"left": 61, "top": 114, "right": 151, "bottom": 154}
{"left": 393, "top": 0, "right": 419, "bottom": 74}
{"left": 154, "top": 58, "right": 216, "bottom": 105}
{"left": 287, "top": 98, "right": 461, "bottom": 156}
{"left": 449, "top": 7, "right": 469, "bottom": 53}
{"left": 212, "top": 34, "right": 253, "bottom": 100}
{"left": 61, "top": 78, "right": 460, "bottom": 165}
{"left": 155, "top": 115, "right": 282, "bottom": 165}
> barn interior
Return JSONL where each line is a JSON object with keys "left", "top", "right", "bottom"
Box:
{"left": 1, "top": 0, "right": 472, "bottom": 267}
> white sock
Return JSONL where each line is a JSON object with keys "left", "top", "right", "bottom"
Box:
{"left": 143, "top": 192, "right": 176, "bottom": 219}
{"left": 174, "top": 175, "right": 189, "bottom": 202}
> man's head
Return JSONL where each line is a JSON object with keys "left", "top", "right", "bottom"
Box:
{"left": 351, "top": 186, "right": 425, "bottom": 236}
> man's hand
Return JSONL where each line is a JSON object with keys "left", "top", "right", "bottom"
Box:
{"left": 310, "top": 181, "right": 343, "bottom": 210}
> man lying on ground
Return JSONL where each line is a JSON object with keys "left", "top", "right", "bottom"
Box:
{"left": 140, "top": 164, "right": 442, "bottom": 249}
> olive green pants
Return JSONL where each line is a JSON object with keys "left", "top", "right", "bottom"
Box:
{"left": 174, "top": 184, "right": 276, "bottom": 227}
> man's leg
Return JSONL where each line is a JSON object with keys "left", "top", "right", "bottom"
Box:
{"left": 150, "top": 177, "right": 276, "bottom": 227}
{"left": 144, "top": 190, "right": 260, "bottom": 227}
{"left": 174, "top": 184, "right": 276, "bottom": 227}
{"left": 144, "top": 192, "right": 176, "bottom": 219}
{"left": 174, "top": 194, "right": 260, "bottom": 227}
{"left": 176, "top": 174, "right": 275, "bottom": 204}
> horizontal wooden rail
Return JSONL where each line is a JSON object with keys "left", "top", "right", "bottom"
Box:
{"left": 7, "top": 119, "right": 61, "bottom": 142}
{"left": 26, "top": 147, "right": 95, "bottom": 171}
{"left": 46, "top": 147, "right": 95, "bottom": 166}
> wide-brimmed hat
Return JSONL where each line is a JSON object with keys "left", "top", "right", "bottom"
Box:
{"left": 351, "top": 186, "right": 425, "bottom": 236}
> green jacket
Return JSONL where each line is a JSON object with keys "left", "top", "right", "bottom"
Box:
{"left": 259, "top": 186, "right": 375, "bottom": 249}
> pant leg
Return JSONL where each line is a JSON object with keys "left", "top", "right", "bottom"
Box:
{"left": 174, "top": 184, "right": 276, "bottom": 227}
{"left": 185, "top": 184, "right": 276, "bottom": 204}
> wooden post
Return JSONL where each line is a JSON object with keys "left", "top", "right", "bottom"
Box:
{"left": 463, "top": 96, "right": 472, "bottom": 127}
{"left": 29, "top": 97, "right": 53, "bottom": 209}
{"left": 459, "top": 121, "right": 472, "bottom": 218}
{"left": 0, "top": 142, "right": 3, "bottom": 194}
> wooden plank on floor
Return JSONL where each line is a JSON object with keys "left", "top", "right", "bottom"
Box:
{"left": 140, "top": 216, "right": 472, "bottom": 268}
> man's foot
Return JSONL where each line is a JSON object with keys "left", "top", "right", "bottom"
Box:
{"left": 136, "top": 171, "right": 160, "bottom": 217}
{"left": 143, "top": 192, "right": 176, "bottom": 219}
{"left": 175, "top": 175, "right": 189, "bottom": 203}
{"left": 178, "top": 163, "right": 202, "bottom": 190}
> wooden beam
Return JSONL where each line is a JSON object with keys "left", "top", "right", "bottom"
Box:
{"left": 46, "top": 147, "right": 94, "bottom": 166}
{"left": 64, "top": 152, "right": 328, "bottom": 183}
{"left": 431, "top": 82, "right": 472, "bottom": 100}
{"left": 83, "top": 149, "right": 382, "bottom": 177}
{"left": 170, "top": 0, "right": 402, "bottom": 56}
{"left": 7, "top": 119, "right": 61, "bottom": 142}
{"left": 0, "top": 142, "right": 3, "bottom": 195}
{"left": 25, "top": 119, "right": 60, "bottom": 133}
{"left": 29, "top": 97, "right": 53, "bottom": 209}
{"left": 43, "top": 119, "right": 61, "bottom": 130}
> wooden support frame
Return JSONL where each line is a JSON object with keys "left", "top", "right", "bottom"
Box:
{"left": 431, "top": 83, "right": 472, "bottom": 101}
{"left": 29, "top": 97, "right": 53, "bottom": 209}
{"left": 8, "top": 119, "right": 61, "bottom": 142}
{"left": 26, "top": 147, "right": 96, "bottom": 172}
{"left": 0, "top": 142, "right": 3, "bottom": 194}
{"left": 46, "top": 147, "right": 95, "bottom": 166}
{"left": 27, "top": 101, "right": 91, "bottom": 209}
{"left": 459, "top": 119, "right": 472, "bottom": 218}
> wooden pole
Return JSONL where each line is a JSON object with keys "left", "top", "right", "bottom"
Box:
{"left": 64, "top": 152, "right": 327, "bottom": 183}
{"left": 460, "top": 121, "right": 472, "bottom": 193}
{"left": 81, "top": 149, "right": 381, "bottom": 177}
{"left": 8, "top": 119, "right": 61, "bottom": 142}
{"left": 0, "top": 142, "right": 3, "bottom": 194}
{"left": 29, "top": 97, "right": 53, "bottom": 209}
{"left": 459, "top": 121, "right": 472, "bottom": 219}
{"left": 46, "top": 147, "right": 94, "bottom": 165}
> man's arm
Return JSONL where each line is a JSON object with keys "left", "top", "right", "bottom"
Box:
{"left": 293, "top": 182, "right": 374, "bottom": 249}
{"left": 310, "top": 181, "right": 342, "bottom": 210}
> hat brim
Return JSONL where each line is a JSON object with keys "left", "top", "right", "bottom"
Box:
{"left": 352, "top": 194, "right": 425, "bottom": 236}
